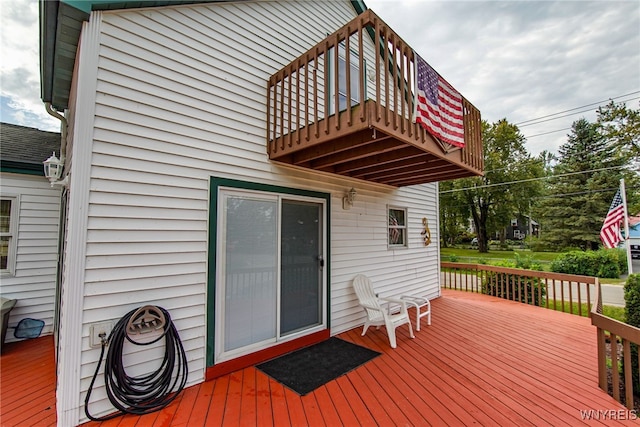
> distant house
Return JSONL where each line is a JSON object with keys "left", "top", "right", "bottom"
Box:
{"left": 0, "top": 122, "right": 61, "bottom": 343}
{"left": 468, "top": 215, "right": 539, "bottom": 242}
{"left": 39, "top": 0, "right": 483, "bottom": 424}
{"left": 506, "top": 216, "right": 539, "bottom": 240}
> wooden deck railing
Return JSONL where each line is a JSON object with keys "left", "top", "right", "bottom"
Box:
{"left": 591, "top": 281, "right": 640, "bottom": 409}
{"left": 441, "top": 262, "right": 596, "bottom": 315}
{"left": 266, "top": 9, "right": 482, "bottom": 172}
{"left": 441, "top": 261, "right": 640, "bottom": 409}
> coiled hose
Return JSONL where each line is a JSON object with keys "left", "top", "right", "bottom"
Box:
{"left": 85, "top": 306, "right": 188, "bottom": 422}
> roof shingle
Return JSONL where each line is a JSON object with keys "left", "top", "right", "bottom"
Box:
{"left": 1, "top": 122, "right": 61, "bottom": 165}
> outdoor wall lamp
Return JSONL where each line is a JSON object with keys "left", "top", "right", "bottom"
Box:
{"left": 43, "top": 152, "right": 68, "bottom": 187}
{"left": 342, "top": 187, "right": 357, "bottom": 210}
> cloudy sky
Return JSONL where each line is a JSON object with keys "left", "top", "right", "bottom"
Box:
{"left": 1, "top": 0, "right": 639, "bottom": 156}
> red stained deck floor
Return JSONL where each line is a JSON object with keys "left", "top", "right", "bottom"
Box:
{"left": 1, "top": 289, "right": 636, "bottom": 426}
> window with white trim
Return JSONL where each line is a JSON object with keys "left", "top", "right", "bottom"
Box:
{"left": 388, "top": 207, "right": 407, "bottom": 247}
{"left": 1, "top": 197, "right": 17, "bottom": 274}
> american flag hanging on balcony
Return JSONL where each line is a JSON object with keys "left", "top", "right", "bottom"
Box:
{"left": 412, "top": 53, "right": 465, "bottom": 148}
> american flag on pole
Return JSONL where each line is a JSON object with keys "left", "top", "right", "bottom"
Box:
{"left": 600, "top": 188, "right": 626, "bottom": 249}
{"left": 412, "top": 53, "right": 465, "bottom": 147}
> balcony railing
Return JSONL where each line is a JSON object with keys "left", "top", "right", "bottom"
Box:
{"left": 441, "top": 261, "right": 640, "bottom": 410}
{"left": 267, "top": 9, "right": 483, "bottom": 187}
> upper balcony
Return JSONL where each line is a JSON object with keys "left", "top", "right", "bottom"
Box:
{"left": 267, "top": 9, "right": 483, "bottom": 187}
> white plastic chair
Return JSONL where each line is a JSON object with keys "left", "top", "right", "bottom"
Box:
{"left": 352, "top": 274, "right": 414, "bottom": 348}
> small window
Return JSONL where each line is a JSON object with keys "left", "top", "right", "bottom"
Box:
{"left": 1, "top": 198, "right": 17, "bottom": 274}
{"left": 388, "top": 207, "right": 407, "bottom": 247}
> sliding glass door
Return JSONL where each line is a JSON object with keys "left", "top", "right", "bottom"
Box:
{"left": 280, "top": 200, "right": 323, "bottom": 335}
{"left": 222, "top": 195, "right": 278, "bottom": 352}
{"left": 216, "top": 189, "right": 325, "bottom": 362}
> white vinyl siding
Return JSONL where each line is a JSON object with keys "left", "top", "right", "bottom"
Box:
{"left": 69, "top": 1, "right": 440, "bottom": 422}
{"left": 0, "top": 174, "right": 60, "bottom": 342}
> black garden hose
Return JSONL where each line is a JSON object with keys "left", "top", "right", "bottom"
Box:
{"left": 84, "top": 306, "right": 188, "bottom": 422}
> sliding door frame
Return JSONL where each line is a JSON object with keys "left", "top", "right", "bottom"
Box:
{"left": 207, "top": 177, "right": 331, "bottom": 367}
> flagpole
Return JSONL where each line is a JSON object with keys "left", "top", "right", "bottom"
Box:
{"left": 620, "top": 178, "right": 633, "bottom": 274}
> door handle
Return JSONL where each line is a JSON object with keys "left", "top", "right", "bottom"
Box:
{"left": 317, "top": 256, "right": 325, "bottom": 268}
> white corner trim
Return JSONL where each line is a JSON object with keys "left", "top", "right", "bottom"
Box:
{"left": 56, "top": 12, "right": 102, "bottom": 427}
{"left": 435, "top": 181, "right": 442, "bottom": 298}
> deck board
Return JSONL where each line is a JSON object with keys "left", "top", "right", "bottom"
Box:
{"left": 1, "top": 289, "right": 637, "bottom": 426}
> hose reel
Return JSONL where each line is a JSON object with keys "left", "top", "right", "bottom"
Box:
{"left": 126, "top": 305, "right": 166, "bottom": 341}
{"left": 85, "top": 305, "right": 188, "bottom": 422}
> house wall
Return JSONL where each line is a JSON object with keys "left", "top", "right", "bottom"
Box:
{"left": 66, "top": 1, "right": 441, "bottom": 421}
{"left": 0, "top": 173, "right": 61, "bottom": 342}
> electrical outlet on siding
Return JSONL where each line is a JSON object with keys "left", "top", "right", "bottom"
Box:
{"left": 89, "top": 321, "right": 113, "bottom": 348}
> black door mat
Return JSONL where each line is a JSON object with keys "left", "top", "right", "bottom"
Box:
{"left": 256, "top": 337, "right": 381, "bottom": 395}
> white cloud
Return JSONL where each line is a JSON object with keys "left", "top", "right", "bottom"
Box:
{"left": 1, "top": 0, "right": 638, "bottom": 151}
{"left": 366, "top": 0, "right": 640, "bottom": 156}
{"left": 0, "top": 0, "right": 59, "bottom": 131}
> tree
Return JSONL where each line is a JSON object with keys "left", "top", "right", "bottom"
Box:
{"left": 438, "top": 180, "right": 470, "bottom": 247}
{"left": 597, "top": 100, "right": 640, "bottom": 214}
{"left": 456, "top": 119, "right": 544, "bottom": 253}
{"left": 596, "top": 100, "right": 640, "bottom": 162}
{"left": 537, "top": 118, "right": 625, "bottom": 250}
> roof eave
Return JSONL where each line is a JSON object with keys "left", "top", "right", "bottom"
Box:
{"left": 40, "top": 0, "right": 370, "bottom": 111}
{"left": 39, "top": 0, "right": 60, "bottom": 105}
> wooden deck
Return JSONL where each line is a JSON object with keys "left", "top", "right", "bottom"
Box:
{"left": 0, "top": 334, "right": 57, "bottom": 426}
{"left": 2, "top": 289, "right": 636, "bottom": 426}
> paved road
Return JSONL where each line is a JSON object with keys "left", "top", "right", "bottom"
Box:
{"left": 599, "top": 257, "right": 640, "bottom": 307}
{"left": 599, "top": 258, "right": 640, "bottom": 307}
{"left": 600, "top": 283, "right": 624, "bottom": 307}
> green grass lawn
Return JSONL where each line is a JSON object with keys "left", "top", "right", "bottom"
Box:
{"left": 440, "top": 246, "right": 627, "bottom": 285}
{"left": 440, "top": 247, "right": 559, "bottom": 265}
{"left": 550, "top": 300, "right": 625, "bottom": 322}
{"left": 440, "top": 246, "right": 630, "bottom": 322}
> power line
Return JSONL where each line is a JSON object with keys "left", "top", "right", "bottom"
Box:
{"left": 531, "top": 186, "right": 640, "bottom": 200}
{"left": 519, "top": 93, "right": 639, "bottom": 140}
{"left": 524, "top": 127, "right": 571, "bottom": 139}
{"left": 440, "top": 186, "right": 640, "bottom": 210}
{"left": 514, "top": 91, "right": 640, "bottom": 126}
{"left": 518, "top": 96, "right": 640, "bottom": 128}
{"left": 438, "top": 165, "right": 626, "bottom": 194}
{"left": 438, "top": 186, "right": 640, "bottom": 213}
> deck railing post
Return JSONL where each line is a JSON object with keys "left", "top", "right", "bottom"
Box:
{"left": 623, "top": 340, "right": 634, "bottom": 409}
{"left": 577, "top": 282, "right": 582, "bottom": 317}
{"left": 612, "top": 333, "right": 621, "bottom": 402}
{"left": 597, "top": 327, "right": 607, "bottom": 391}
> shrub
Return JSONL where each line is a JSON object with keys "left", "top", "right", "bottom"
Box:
{"left": 550, "top": 249, "right": 622, "bottom": 279}
{"left": 593, "top": 250, "right": 621, "bottom": 279}
{"left": 482, "top": 259, "right": 545, "bottom": 306}
{"left": 513, "top": 253, "right": 542, "bottom": 271}
{"left": 615, "top": 248, "right": 629, "bottom": 275}
{"left": 550, "top": 251, "right": 597, "bottom": 276}
{"left": 624, "top": 274, "right": 640, "bottom": 395}
{"left": 448, "top": 254, "right": 459, "bottom": 262}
